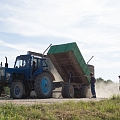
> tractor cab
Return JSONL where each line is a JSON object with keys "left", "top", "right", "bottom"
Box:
{"left": 14, "top": 53, "right": 48, "bottom": 79}
{"left": 0, "top": 48, "right": 54, "bottom": 99}
{"left": 14, "top": 55, "right": 31, "bottom": 69}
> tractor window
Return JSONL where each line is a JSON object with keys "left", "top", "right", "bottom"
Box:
{"left": 42, "top": 60, "right": 46, "bottom": 67}
{"left": 32, "top": 59, "right": 37, "bottom": 67}
{"left": 15, "top": 59, "right": 23, "bottom": 68}
{"left": 38, "top": 59, "right": 41, "bottom": 67}
{"left": 42, "top": 59, "right": 48, "bottom": 70}
{"left": 23, "top": 60, "right": 26, "bottom": 66}
{"left": 15, "top": 55, "right": 30, "bottom": 68}
{"left": 31, "top": 58, "right": 41, "bottom": 71}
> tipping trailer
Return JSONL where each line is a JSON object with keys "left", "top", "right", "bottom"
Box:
{"left": 48, "top": 42, "right": 93, "bottom": 98}
{"left": 0, "top": 42, "right": 93, "bottom": 99}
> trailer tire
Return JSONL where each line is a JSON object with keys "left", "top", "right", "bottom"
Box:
{"left": 10, "top": 81, "right": 24, "bottom": 99}
{"left": 34, "top": 72, "right": 53, "bottom": 98}
{"left": 79, "top": 86, "right": 88, "bottom": 98}
{"left": 74, "top": 86, "right": 90, "bottom": 98}
{"left": 74, "top": 88, "right": 81, "bottom": 98}
{"left": 62, "top": 84, "right": 74, "bottom": 98}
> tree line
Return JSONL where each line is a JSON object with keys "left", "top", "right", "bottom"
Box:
{"left": 96, "top": 77, "right": 114, "bottom": 84}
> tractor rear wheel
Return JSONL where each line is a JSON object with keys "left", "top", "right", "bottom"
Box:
{"left": 62, "top": 84, "right": 74, "bottom": 98}
{"left": 10, "top": 81, "right": 24, "bottom": 99}
{"left": 34, "top": 72, "right": 53, "bottom": 98}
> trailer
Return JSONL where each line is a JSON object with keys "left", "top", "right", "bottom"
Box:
{"left": 48, "top": 42, "right": 93, "bottom": 98}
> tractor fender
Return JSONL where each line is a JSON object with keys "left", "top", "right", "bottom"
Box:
{"left": 33, "top": 70, "right": 55, "bottom": 81}
{"left": 43, "top": 70, "right": 55, "bottom": 81}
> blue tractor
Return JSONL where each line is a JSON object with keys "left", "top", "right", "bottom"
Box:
{"left": 0, "top": 51, "right": 55, "bottom": 99}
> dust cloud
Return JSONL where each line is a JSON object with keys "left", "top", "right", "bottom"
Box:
{"left": 95, "top": 82, "right": 119, "bottom": 98}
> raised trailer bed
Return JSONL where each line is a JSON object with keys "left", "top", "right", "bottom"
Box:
{"left": 48, "top": 42, "right": 91, "bottom": 98}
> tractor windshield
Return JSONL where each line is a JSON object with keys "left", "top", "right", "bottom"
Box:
{"left": 14, "top": 55, "right": 31, "bottom": 68}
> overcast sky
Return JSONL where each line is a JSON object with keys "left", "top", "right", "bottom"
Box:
{"left": 0, "top": 0, "right": 120, "bottom": 82}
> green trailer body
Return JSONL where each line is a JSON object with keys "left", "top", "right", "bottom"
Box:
{"left": 47, "top": 42, "right": 90, "bottom": 85}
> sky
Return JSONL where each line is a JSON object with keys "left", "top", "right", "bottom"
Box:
{"left": 0, "top": 0, "right": 120, "bottom": 82}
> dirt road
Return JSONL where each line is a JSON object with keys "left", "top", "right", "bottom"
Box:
{"left": 0, "top": 97, "right": 106, "bottom": 105}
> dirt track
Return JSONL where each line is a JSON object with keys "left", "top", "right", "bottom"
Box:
{"left": 0, "top": 97, "right": 106, "bottom": 105}
{"left": 0, "top": 88, "right": 109, "bottom": 105}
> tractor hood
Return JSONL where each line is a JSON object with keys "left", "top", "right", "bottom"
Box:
{"left": 0, "top": 67, "right": 29, "bottom": 83}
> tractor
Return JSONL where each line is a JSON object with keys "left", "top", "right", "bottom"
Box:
{"left": 0, "top": 42, "right": 94, "bottom": 99}
{"left": 0, "top": 50, "right": 55, "bottom": 99}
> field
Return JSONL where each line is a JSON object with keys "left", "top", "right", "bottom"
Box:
{"left": 0, "top": 95, "right": 120, "bottom": 120}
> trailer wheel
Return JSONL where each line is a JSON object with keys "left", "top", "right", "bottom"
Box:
{"left": 74, "top": 88, "right": 81, "bottom": 98}
{"left": 74, "top": 86, "right": 90, "bottom": 98}
{"left": 34, "top": 72, "right": 53, "bottom": 98}
{"left": 62, "top": 84, "right": 74, "bottom": 98}
{"left": 79, "top": 86, "right": 89, "bottom": 98}
{"left": 10, "top": 81, "right": 24, "bottom": 99}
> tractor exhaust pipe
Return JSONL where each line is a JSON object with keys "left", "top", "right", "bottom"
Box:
{"left": 5, "top": 56, "right": 8, "bottom": 68}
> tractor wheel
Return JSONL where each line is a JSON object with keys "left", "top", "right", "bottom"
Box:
{"left": 34, "top": 72, "right": 53, "bottom": 98}
{"left": 62, "top": 84, "right": 74, "bottom": 98}
{"left": 10, "top": 81, "right": 24, "bottom": 99}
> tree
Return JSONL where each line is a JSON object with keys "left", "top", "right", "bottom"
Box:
{"left": 96, "top": 77, "right": 114, "bottom": 84}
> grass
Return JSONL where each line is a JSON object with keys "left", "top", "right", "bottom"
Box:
{"left": 0, "top": 95, "right": 120, "bottom": 120}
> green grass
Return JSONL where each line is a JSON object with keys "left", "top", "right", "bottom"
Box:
{"left": 0, "top": 96, "right": 120, "bottom": 120}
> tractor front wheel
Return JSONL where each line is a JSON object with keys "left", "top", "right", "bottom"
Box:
{"left": 10, "top": 81, "right": 24, "bottom": 99}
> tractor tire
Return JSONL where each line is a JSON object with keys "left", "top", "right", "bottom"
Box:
{"left": 62, "top": 84, "right": 74, "bottom": 98}
{"left": 34, "top": 72, "right": 53, "bottom": 98}
{"left": 10, "top": 81, "right": 24, "bottom": 99}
